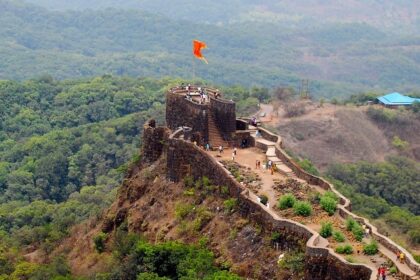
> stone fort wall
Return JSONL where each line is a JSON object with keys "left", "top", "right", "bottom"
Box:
{"left": 209, "top": 97, "right": 236, "bottom": 141}
{"left": 166, "top": 92, "right": 209, "bottom": 144}
{"left": 165, "top": 87, "right": 237, "bottom": 144}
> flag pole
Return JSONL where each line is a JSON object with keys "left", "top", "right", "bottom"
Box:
{"left": 192, "top": 55, "right": 196, "bottom": 81}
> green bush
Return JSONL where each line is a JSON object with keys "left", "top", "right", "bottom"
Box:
{"left": 408, "top": 229, "right": 420, "bottom": 244}
{"left": 345, "top": 217, "right": 356, "bottom": 231}
{"left": 335, "top": 244, "right": 353, "bottom": 255}
{"left": 93, "top": 232, "right": 107, "bottom": 253}
{"left": 259, "top": 194, "right": 268, "bottom": 206}
{"left": 293, "top": 201, "right": 312, "bottom": 217}
{"left": 183, "top": 176, "right": 194, "bottom": 188}
{"left": 389, "top": 266, "right": 397, "bottom": 274}
{"left": 392, "top": 136, "right": 409, "bottom": 150}
{"left": 414, "top": 255, "right": 420, "bottom": 264}
{"left": 319, "top": 222, "right": 333, "bottom": 238}
{"left": 297, "top": 159, "right": 319, "bottom": 176}
{"left": 320, "top": 196, "right": 337, "bottom": 215}
{"left": 333, "top": 231, "right": 345, "bottom": 242}
{"left": 351, "top": 224, "right": 364, "bottom": 242}
{"left": 278, "top": 251, "right": 305, "bottom": 274}
{"left": 271, "top": 232, "right": 281, "bottom": 243}
{"left": 201, "top": 176, "right": 211, "bottom": 187}
{"left": 175, "top": 203, "right": 194, "bottom": 219}
{"left": 363, "top": 241, "right": 378, "bottom": 255}
{"left": 278, "top": 194, "right": 296, "bottom": 209}
{"left": 223, "top": 198, "right": 237, "bottom": 213}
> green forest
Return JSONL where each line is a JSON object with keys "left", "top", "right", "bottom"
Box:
{"left": 1, "top": 0, "right": 419, "bottom": 98}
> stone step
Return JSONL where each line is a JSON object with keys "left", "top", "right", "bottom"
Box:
{"left": 255, "top": 138, "right": 276, "bottom": 146}
{"left": 266, "top": 147, "right": 276, "bottom": 157}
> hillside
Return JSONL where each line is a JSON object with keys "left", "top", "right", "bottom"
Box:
{"left": 56, "top": 158, "right": 294, "bottom": 279}
{"left": 271, "top": 103, "right": 420, "bottom": 170}
{"left": 24, "top": 0, "right": 420, "bottom": 34}
{"left": 1, "top": 0, "right": 419, "bottom": 98}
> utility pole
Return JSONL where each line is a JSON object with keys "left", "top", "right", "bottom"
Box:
{"left": 299, "top": 79, "right": 310, "bottom": 99}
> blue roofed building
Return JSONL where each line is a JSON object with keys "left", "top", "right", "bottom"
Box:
{"left": 376, "top": 92, "right": 420, "bottom": 107}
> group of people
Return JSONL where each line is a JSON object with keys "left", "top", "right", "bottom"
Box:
{"left": 396, "top": 250, "right": 405, "bottom": 263}
{"left": 255, "top": 159, "right": 276, "bottom": 175}
{"left": 377, "top": 264, "right": 388, "bottom": 280}
{"left": 183, "top": 84, "right": 210, "bottom": 104}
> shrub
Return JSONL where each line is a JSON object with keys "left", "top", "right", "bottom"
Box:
{"left": 271, "top": 232, "right": 281, "bottom": 243}
{"left": 320, "top": 196, "right": 337, "bottom": 215}
{"left": 293, "top": 201, "right": 312, "bottom": 217}
{"left": 323, "top": 191, "right": 338, "bottom": 201}
{"left": 259, "top": 194, "right": 268, "bottom": 206}
{"left": 389, "top": 266, "right": 397, "bottom": 274}
{"left": 278, "top": 251, "right": 305, "bottom": 274}
{"left": 333, "top": 231, "right": 345, "bottom": 242}
{"left": 392, "top": 136, "right": 409, "bottom": 150}
{"left": 335, "top": 244, "right": 353, "bottom": 254}
{"left": 201, "top": 176, "right": 211, "bottom": 187}
{"left": 183, "top": 176, "right": 194, "bottom": 188}
{"left": 93, "top": 232, "right": 107, "bottom": 253}
{"left": 278, "top": 194, "right": 296, "bottom": 209}
{"left": 363, "top": 241, "right": 378, "bottom": 255}
{"left": 414, "top": 255, "right": 420, "bottom": 264}
{"left": 345, "top": 218, "right": 356, "bottom": 231}
{"left": 175, "top": 203, "right": 194, "bottom": 219}
{"left": 408, "top": 229, "right": 420, "bottom": 244}
{"left": 319, "top": 222, "right": 333, "bottom": 238}
{"left": 351, "top": 224, "right": 364, "bottom": 242}
{"left": 223, "top": 198, "right": 237, "bottom": 213}
{"left": 297, "top": 159, "right": 319, "bottom": 176}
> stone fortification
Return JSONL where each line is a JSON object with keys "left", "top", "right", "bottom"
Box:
{"left": 164, "top": 128, "right": 372, "bottom": 280}
{"left": 141, "top": 85, "right": 420, "bottom": 280}
{"left": 165, "top": 86, "right": 236, "bottom": 145}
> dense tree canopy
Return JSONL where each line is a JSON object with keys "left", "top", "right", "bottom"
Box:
{"left": 1, "top": 0, "right": 419, "bottom": 98}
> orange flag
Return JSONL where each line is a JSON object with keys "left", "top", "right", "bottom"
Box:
{"left": 193, "top": 39, "right": 208, "bottom": 64}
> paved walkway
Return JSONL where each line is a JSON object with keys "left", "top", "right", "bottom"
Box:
{"left": 206, "top": 139, "right": 418, "bottom": 279}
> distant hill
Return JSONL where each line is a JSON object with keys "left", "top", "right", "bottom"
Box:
{"left": 1, "top": 0, "right": 419, "bottom": 98}
{"left": 23, "top": 0, "right": 420, "bottom": 34}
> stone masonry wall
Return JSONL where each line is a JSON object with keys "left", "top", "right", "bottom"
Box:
{"left": 141, "top": 119, "right": 170, "bottom": 164}
{"left": 210, "top": 97, "right": 236, "bottom": 141}
{"left": 166, "top": 93, "right": 208, "bottom": 145}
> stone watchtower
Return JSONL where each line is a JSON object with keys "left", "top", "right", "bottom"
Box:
{"left": 165, "top": 85, "right": 236, "bottom": 147}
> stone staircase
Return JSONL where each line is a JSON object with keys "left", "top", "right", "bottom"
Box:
{"left": 208, "top": 112, "right": 228, "bottom": 148}
{"left": 255, "top": 138, "right": 296, "bottom": 177}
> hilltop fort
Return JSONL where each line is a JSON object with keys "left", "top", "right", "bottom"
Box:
{"left": 90, "top": 85, "right": 420, "bottom": 280}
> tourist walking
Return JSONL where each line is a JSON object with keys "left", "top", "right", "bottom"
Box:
{"left": 205, "top": 143, "right": 210, "bottom": 151}
{"left": 400, "top": 252, "right": 405, "bottom": 263}
{"left": 232, "top": 151, "right": 236, "bottom": 161}
{"left": 377, "top": 265, "right": 387, "bottom": 280}
{"left": 233, "top": 147, "right": 237, "bottom": 156}
{"left": 218, "top": 145, "right": 223, "bottom": 154}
